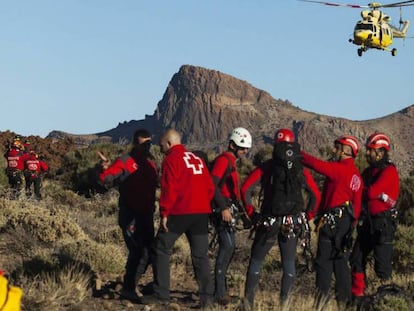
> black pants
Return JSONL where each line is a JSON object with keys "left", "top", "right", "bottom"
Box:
{"left": 25, "top": 175, "right": 42, "bottom": 199}
{"left": 7, "top": 170, "right": 22, "bottom": 199}
{"left": 351, "top": 215, "right": 396, "bottom": 282}
{"left": 244, "top": 221, "right": 297, "bottom": 305}
{"left": 152, "top": 213, "right": 214, "bottom": 303}
{"left": 119, "top": 207, "right": 154, "bottom": 290}
{"left": 314, "top": 213, "right": 352, "bottom": 304}
{"left": 214, "top": 225, "right": 236, "bottom": 299}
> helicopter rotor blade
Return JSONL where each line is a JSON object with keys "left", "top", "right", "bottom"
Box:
{"left": 381, "top": 0, "right": 414, "bottom": 8}
{"left": 297, "top": 0, "right": 368, "bottom": 8}
{"left": 299, "top": 0, "right": 414, "bottom": 8}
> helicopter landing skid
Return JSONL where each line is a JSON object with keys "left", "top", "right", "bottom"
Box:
{"left": 356, "top": 46, "right": 397, "bottom": 57}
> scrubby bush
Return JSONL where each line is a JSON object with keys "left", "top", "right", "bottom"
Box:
{"left": 21, "top": 264, "right": 91, "bottom": 311}
{"left": 5, "top": 204, "right": 85, "bottom": 244}
{"left": 59, "top": 238, "right": 125, "bottom": 274}
{"left": 393, "top": 225, "right": 414, "bottom": 274}
{"left": 397, "top": 176, "right": 414, "bottom": 226}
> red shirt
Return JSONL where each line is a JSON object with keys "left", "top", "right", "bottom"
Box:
{"left": 302, "top": 152, "right": 363, "bottom": 220}
{"left": 25, "top": 154, "right": 49, "bottom": 174}
{"left": 362, "top": 164, "right": 400, "bottom": 216}
{"left": 241, "top": 159, "right": 321, "bottom": 219}
{"left": 159, "top": 144, "right": 214, "bottom": 217}
{"left": 99, "top": 150, "right": 158, "bottom": 214}
{"left": 5, "top": 149, "right": 28, "bottom": 171}
{"left": 211, "top": 152, "right": 240, "bottom": 201}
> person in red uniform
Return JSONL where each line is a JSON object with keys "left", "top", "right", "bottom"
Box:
{"left": 4, "top": 141, "right": 28, "bottom": 199}
{"left": 99, "top": 129, "right": 158, "bottom": 301}
{"left": 239, "top": 129, "right": 321, "bottom": 310}
{"left": 24, "top": 150, "right": 49, "bottom": 200}
{"left": 143, "top": 129, "right": 215, "bottom": 309}
{"left": 350, "top": 133, "right": 400, "bottom": 302}
{"left": 301, "top": 135, "right": 363, "bottom": 308}
{"left": 211, "top": 127, "right": 252, "bottom": 305}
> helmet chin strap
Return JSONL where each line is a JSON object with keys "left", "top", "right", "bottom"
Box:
{"left": 336, "top": 146, "right": 352, "bottom": 161}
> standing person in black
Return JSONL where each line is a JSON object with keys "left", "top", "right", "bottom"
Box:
{"left": 240, "top": 129, "right": 321, "bottom": 310}
{"left": 99, "top": 129, "right": 158, "bottom": 301}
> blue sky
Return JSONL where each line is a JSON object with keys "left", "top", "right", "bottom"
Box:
{"left": 1, "top": 1, "right": 413, "bottom": 137}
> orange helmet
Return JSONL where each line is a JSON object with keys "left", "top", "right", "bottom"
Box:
{"left": 12, "top": 140, "right": 21, "bottom": 150}
{"left": 275, "top": 129, "right": 295, "bottom": 143}
{"left": 366, "top": 133, "right": 390, "bottom": 151}
{"left": 335, "top": 135, "right": 359, "bottom": 157}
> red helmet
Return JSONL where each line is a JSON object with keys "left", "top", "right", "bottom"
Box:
{"left": 366, "top": 133, "right": 390, "bottom": 151}
{"left": 335, "top": 135, "right": 359, "bottom": 157}
{"left": 275, "top": 129, "right": 295, "bottom": 143}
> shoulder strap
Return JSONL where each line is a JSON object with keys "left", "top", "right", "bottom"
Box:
{"left": 217, "top": 153, "right": 234, "bottom": 189}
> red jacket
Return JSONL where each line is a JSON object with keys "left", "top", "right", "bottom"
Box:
{"left": 211, "top": 152, "right": 240, "bottom": 201}
{"left": 5, "top": 149, "right": 28, "bottom": 171}
{"left": 302, "top": 152, "right": 363, "bottom": 220}
{"left": 25, "top": 154, "right": 49, "bottom": 174}
{"left": 362, "top": 163, "right": 400, "bottom": 216}
{"left": 99, "top": 150, "right": 158, "bottom": 214}
{"left": 159, "top": 144, "right": 214, "bottom": 217}
{"left": 241, "top": 159, "right": 321, "bottom": 219}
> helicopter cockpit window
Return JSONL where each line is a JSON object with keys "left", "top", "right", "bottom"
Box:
{"left": 355, "top": 22, "right": 374, "bottom": 32}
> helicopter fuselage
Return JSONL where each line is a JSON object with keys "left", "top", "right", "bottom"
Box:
{"left": 352, "top": 19, "right": 393, "bottom": 49}
{"left": 351, "top": 9, "right": 395, "bottom": 50}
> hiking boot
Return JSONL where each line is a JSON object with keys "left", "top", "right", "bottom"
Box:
{"left": 140, "top": 281, "right": 154, "bottom": 295}
{"left": 119, "top": 288, "right": 141, "bottom": 303}
{"left": 238, "top": 297, "right": 252, "bottom": 311}
{"left": 141, "top": 293, "right": 169, "bottom": 306}
{"left": 200, "top": 298, "right": 215, "bottom": 310}
{"left": 216, "top": 294, "right": 236, "bottom": 305}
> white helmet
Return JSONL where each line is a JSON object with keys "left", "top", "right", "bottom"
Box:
{"left": 229, "top": 127, "right": 252, "bottom": 148}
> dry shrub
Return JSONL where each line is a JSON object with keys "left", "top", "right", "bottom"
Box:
{"left": 5, "top": 203, "right": 85, "bottom": 244}
{"left": 95, "top": 224, "right": 123, "bottom": 244}
{"left": 42, "top": 182, "right": 83, "bottom": 206}
{"left": 21, "top": 264, "right": 90, "bottom": 311}
{"left": 171, "top": 235, "right": 191, "bottom": 265}
{"left": 59, "top": 238, "right": 125, "bottom": 274}
{"left": 393, "top": 225, "right": 414, "bottom": 274}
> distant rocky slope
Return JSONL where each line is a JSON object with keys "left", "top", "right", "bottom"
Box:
{"left": 47, "top": 65, "right": 414, "bottom": 175}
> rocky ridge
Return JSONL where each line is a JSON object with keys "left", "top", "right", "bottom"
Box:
{"left": 47, "top": 65, "right": 414, "bottom": 176}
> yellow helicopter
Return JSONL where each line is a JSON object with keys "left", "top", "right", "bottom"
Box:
{"left": 300, "top": 0, "right": 414, "bottom": 56}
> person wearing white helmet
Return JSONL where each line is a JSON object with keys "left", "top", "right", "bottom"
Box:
{"left": 210, "top": 127, "right": 252, "bottom": 305}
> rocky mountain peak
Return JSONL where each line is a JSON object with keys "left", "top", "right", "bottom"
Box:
{"left": 50, "top": 65, "right": 414, "bottom": 176}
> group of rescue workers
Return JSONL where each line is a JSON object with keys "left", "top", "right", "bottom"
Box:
{"left": 3, "top": 135, "right": 49, "bottom": 200}
{"left": 98, "top": 126, "right": 399, "bottom": 311}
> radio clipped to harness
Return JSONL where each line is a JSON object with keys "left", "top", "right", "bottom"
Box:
{"left": 228, "top": 202, "right": 252, "bottom": 230}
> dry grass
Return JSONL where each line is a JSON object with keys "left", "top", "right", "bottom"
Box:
{"left": 1, "top": 184, "right": 413, "bottom": 311}
{"left": 21, "top": 264, "right": 91, "bottom": 311}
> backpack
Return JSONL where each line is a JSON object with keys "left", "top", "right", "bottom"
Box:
{"left": 0, "top": 273, "right": 22, "bottom": 311}
{"left": 267, "top": 141, "right": 305, "bottom": 216}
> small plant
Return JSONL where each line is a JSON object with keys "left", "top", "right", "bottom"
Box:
{"left": 59, "top": 238, "right": 125, "bottom": 274}
{"left": 21, "top": 264, "right": 91, "bottom": 311}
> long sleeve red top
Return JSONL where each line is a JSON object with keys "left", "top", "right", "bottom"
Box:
{"left": 159, "top": 144, "right": 215, "bottom": 217}
{"left": 210, "top": 151, "right": 241, "bottom": 207}
{"left": 241, "top": 159, "right": 321, "bottom": 219}
{"left": 99, "top": 150, "right": 158, "bottom": 214}
{"left": 25, "top": 154, "right": 49, "bottom": 174}
{"left": 362, "top": 164, "right": 400, "bottom": 216}
{"left": 5, "top": 149, "right": 28, "bottom": 171}
{"left": 301, "top": 152, "right": 363, "bottom": 220}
